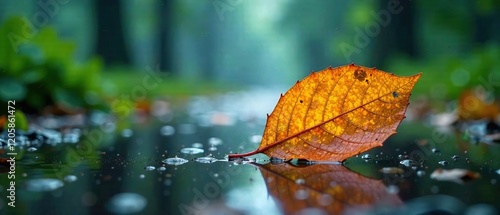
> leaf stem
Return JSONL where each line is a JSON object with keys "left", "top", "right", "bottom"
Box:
{"left": 228, "top": 150, "right": 260, "bottom": 160}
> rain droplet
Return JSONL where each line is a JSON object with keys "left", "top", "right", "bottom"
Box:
{"left": 386, "top": 185, "right": 399, "bottom": 194}
{"left": 208, "top": 137, "right": 223, "bottom": 146}
{"left": 361, "top": 154, "right": 371, "bottom": 160}
{"left": 64, "top": 175, "right": 78, "bottom": 182}
{"left": 249, "top": 135, "right": 262, "bottom": 144}
{"left": 417, "top": 170, "right": 426, "bottom": 177}
{"left": 294, "top": 189, "right": 308, "bottom": 200}
{"left": 25, "top": 178, "right": 64, "bottom": 192}
{"left": 106, "top": 193, "right": 147, "bottom": 214}
{"left": 195, "top": 156, "right": 218, "bottom": 164}
{"left": 162, "top": 156, "right": 189, "bottom": 166}
{"left": 121, "top": 129, "right": 133, "bottom": 138}
{"left": 399, "top": 159, "right": 415, "bottom": 167}
{"left": 295, "top": 178, "right": 305, "bottom": 185}
{"left": 27, "top": 147, "right": 37, "bottom": 152}
{"left": 438, "top": 161, "right": 449, "bottom": 166}
{"left": 191, "top": 143, "right": 203, "bottom": 148}
{"left": 160, "top": 125, "right": 175, "bottom": 136}
{"left": 180, "top": 147, "right": 204, "bottom": 155}
{"left": 145, "top": 166, "right": 155, "bottom": 171}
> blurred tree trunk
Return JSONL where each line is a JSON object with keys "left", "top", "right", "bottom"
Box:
{"left": 94, "top": 0, "right": 130, "bottom": 65}
{"left": 373, "top": 0, "right": 416, "bottom": 67}
{"left": 158, "top": 0, "right": 173, "bottom": 74}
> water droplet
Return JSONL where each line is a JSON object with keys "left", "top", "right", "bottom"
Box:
{"left": 139, "top": 174, "right": 145, "bottom": 179}
{"left": 25, "top": 178, "right": 64, "bottom": 192}
{"left": 295, "top": 178, "right": 305, "bottom": 185}
{"left": 432, "top": 148, "right": 440, "bottom": 153}
{"left": 195, "top": 156, "right": 218, "bottom": 164}
{"left": 160, "top": 125, "right": 175, "bottom": 136}
{"left": 191, "top": 142, "right": 203, "bottom": 148}
{"left": 180, "top": 147, "right": 204, "bottom": 155}
{"left": 64, "top": 175, "right": 78, "bottom": 182}
{"left": 27, "top": 147, "right": 37, "bottom": 152}
{"left": 121, "top": 129, "right": 133, "bottom": 138}
{"left": 495, "top": 169, "right": 500, "bottom": 175}
{"left": 399, "top": 159, "right": 415, "bottom": 167}
{"left": 452, "top": 155, "right": 459, "bottom": 160}
{"left": 417, "top": 170, "right": 426, "bottom": 177}
{"left": 106, "top": 193, "right": 147, "bottom": 214}
{"left": 208, "top": 146, "right": 217, "bottom": 151}
{"left": 386, "top": 185, "right": 399, "bottom": 194}
{"left": 294, "top": 189, "right": 308, "bottom": 200}
{"left": 249, "top": 135, "right": 262, "bottom": 143}
{"left": 208, "top": 137, "right": 223, "bottom": 146}
{"left": 438, "top": 161, "right": 449, "bottom": 166}
{"left": 162, "top": 156, "right": 188, "bottom": 166}
{"left": 145, "top": 166, "right": 155, "bottom": 171}
{"left": 361, "top": 154, "right": 371, "bottom": 160}
{"left": 157, "top": 167, "right": 166, "bottom": 171}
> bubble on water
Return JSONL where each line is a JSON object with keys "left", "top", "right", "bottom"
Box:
{"left": 25, "top": 178, "right": 64, "bottom": 192}
{"left": 361, "top": 154, "right": 371, "bottom": 160}
{"left": 27, "top": 147, "right": 37, "bottom": 152}
{"left": 157, "top": 167, "right": 166, "bottom": 171}
{"left": 208, "top": 146, "right": 217, "bottom": 151}
{"left": 121, "top": 129, "right": 133, "bottom": 138}
{"left": 164, "top": 179, "right": 172, "bottom": 186}
{"left": 191, "top": 142, "right": 203, "bottom": 148}
{"left": 399, "top": 159, "right": 415, "bottom": 167}
{"left": 438, "top": 161, "right": 449, "bottom": 166}
{"left": 386, "top": 185, "right": 399, "bottom": 194}
{"left": 178, "top": 123, "right": 196, "bottom": 134}
{"left": 106, "top": 193, "right": 147, "bottom": 214}
{"left": 180, "top": 147, "right": 204, "bottom": 155}
{"left": 160, "top": 125, "right": 175, "bottom": 136}
{"left": 64, "top": 175, "right": 78, "bottom": 182}
{"left": 208, "top": 137, "right": 223, "bottom": 146}
{"left": 249, "top": 135, "right": 262, "bottom": 143}
{"left": 162, "top": 156, "right": 188, "bottom": 166}
{"left": 195, "top": 156, "right": 218, "bottom": 164}
{"left": 145, "top": 166, "right": 156, "bottom": 171}
{"left": 417, "top": 170, "right": 426, "bottom": 177}
{"left": 294, "top": 189, "right": 308, "bottom": 200}
{"left": 295, "top": 178, "right": 305, "bottom": 185}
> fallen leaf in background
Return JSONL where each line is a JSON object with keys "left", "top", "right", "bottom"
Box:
{"left": 255, "top": 163, "right": 401, "bottom": 214}
{"left": 430, "top": 168, "right": 480, "bottom": 184}
{"left": 229, "top": 64, "right": 421, "bottom": 161}
{"left": 457, "top": 89, "right": 500, "bottom": 121}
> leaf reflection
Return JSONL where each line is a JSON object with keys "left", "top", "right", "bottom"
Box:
{"left": 255, "top": 163, "right": 402, "bottom": 214}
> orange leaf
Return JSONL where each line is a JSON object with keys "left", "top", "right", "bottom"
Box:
{"left": 229, "top": 64, "right": 421, "bottom": 161}
{"left": 256, "top": 163, "right": 401, "bottom": 214}
{"left": 457, "top": 89, "right": 500, "bottom": 120}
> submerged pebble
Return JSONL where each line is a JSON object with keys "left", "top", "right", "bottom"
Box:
{"left": 162, "top": 156, "right": 189, "bottom": 166}
{"left": 107, "top": 193, "right": 147, "bottom": 214}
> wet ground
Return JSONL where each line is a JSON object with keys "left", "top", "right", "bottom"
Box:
{"left": 1, "top": 89, "right": 500, "bottom": 215}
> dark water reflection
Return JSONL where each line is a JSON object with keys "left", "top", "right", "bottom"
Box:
{"left": 2, "top": 91, "right": 500, "bottom": 215}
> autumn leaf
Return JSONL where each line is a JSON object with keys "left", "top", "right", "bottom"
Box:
{"left": 229, "top": 64, "right": 421, "bottom": 161}
{"left": 457, "top": 88, "right": 500, "bottom": 121}
{"left": 255, "top": 163, "right": 401, "bottom": 214}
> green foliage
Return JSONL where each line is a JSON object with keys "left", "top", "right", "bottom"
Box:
{"left": 0, "top": 16, "right": 104, "bottom": 114}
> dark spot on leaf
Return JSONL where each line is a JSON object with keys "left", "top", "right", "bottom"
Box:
{"left": 375, "top": 138, "right": 378, "bottom": 141}
{"left": 300, "top": 100, "right": 303, "bottom": 103}
{"left": 354, "top": 69, "right": 367, "bottom": 81}
{"left": 365, "top": 79, "right": 369, "bottom": 84}
{"left": 393, "top": 91, "right": 399, "bottom": 98}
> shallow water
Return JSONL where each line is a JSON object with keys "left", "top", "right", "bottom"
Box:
{"left": 1, "top": 90, "right": 500, "bottom": 215}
